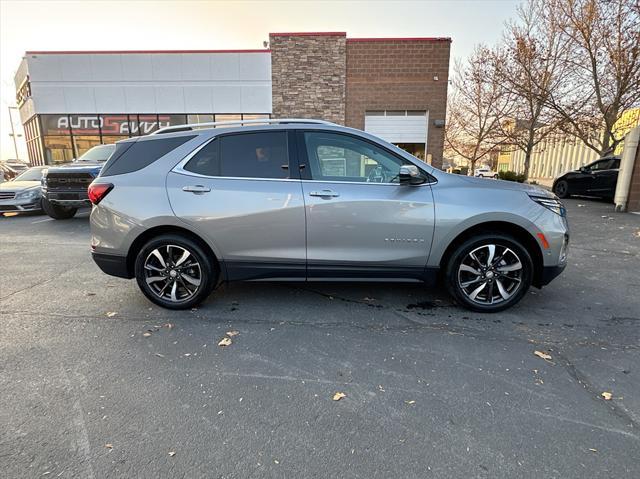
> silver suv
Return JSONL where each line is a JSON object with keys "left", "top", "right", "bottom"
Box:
{"left": 89, "top": 119, "right": 569, "bottom": 312}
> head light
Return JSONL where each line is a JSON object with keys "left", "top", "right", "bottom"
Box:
{"left": 16, "top": 188, "right": 41, "bottom": 200}
{"left": 529, "top": 195, "right": 566, "bottom": 217}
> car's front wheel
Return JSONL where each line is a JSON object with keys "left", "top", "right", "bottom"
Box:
{"left": 134, "top": 234, "right": 217, "bottom": 310}
{"left": 553, "top": 179, "right": 570, "bottom": 199}
{"left": 444, "top": 234, "right": 533, "bottom": 312}
{"left": 42, "top": 198, "right": 77, "bottom": 219}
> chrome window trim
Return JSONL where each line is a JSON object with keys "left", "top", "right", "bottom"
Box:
{"left": 172, "top": 131, "right": 437, "bottom": 186}
{"left": 300, "top": 179, "right": 436, "bottom": 187}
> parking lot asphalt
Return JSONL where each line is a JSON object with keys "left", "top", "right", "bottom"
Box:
{"left": 1, "top": 198, "right": 639, "bottom": 478}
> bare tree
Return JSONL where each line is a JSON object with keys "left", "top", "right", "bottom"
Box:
{"left": 445, "top": 46, "right": 509, "bottom": 175}
{"left": 494, "top": 0, "right": 567, "bottom": 179}
{"left": 541, "top": 0, "right": 640, "bottom": 156}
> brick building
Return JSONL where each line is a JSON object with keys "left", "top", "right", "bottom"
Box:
{"left": 15, "top": 32, "right": 451, "bottom": 167}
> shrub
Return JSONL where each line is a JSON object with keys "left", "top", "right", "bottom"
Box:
{"left": 498, "top": 170, "right": 526, "bottom": 183}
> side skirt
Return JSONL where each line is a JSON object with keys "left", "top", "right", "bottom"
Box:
{"left": 222, "top": 260, "right": 438, "bottom": 284}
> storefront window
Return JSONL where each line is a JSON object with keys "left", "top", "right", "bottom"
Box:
{"left": 130, "top": 114, "right": 161, "bottom": 135}
{"left": 26, "top": 112, "right": 268, "bottom": 165}
{"left": 214, "top": 114, "right": 241, "bottom": 127}
{"left": 101, "top": 135, "right": 129, "bottom": 145}
{"left": 41, "top": 114, "right": 71, "bottom": 135}
{"left": 69, "top": 115, "right": 101, "bottom": 136}
{"left": 73, "top": 135, "right": 102, "bottom": 157}
{"left": 44, "top": 136, "right": 74, "bottom": 163}
{"left": 101, "top": 115, "right": 131, "bottom": 136}
{"left": 187, "top": 114, "right": 214, "bottom": 124}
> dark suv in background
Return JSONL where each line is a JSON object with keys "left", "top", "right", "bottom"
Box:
{"left": 41, "top": 144, "right": 116, "bottom": 219}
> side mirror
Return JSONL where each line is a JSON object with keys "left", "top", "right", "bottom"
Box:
{"left": 399, "top": 165, "right": 426, "bottom": 185}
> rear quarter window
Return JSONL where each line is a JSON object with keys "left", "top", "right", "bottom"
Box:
{"left": 100, "top": 135, "right": 196, "bottom": 177}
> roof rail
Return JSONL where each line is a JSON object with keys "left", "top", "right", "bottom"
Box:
{"left": 153, "top": 118, "right": 338, "bottom": 135}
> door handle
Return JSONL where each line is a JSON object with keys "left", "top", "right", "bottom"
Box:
{"left": 309, "top": 190, "right": 340, "bottom": 198}
{"left": 182, "top": 185, "right": 211, "bottom": 193}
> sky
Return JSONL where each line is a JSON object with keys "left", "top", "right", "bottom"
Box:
{"left": 0, "top": 0, "right": 520, "bottom": 161}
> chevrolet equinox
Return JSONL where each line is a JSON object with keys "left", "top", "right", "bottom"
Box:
{"left": 89, "top": 119, "right": 569, "bottom": 312}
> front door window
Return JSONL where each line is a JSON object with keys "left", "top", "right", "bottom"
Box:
{"left": 303, "top": 131, "right": 411, "bottom": 183}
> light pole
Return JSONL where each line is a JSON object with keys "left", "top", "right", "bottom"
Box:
{"left": 7, "top": 106, "right": 21, "bottom": 160}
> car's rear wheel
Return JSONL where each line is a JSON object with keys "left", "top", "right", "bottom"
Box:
{"left": 553, "top": 180, "right": 570, "bottom": 199}
{"left": 444, "top": 234, "right": 533, "bottom": 312}
{"left": 42, "top": 198, "right": 77, "bottom": 219}
{"left": 134, "top": 234, "right": 217, "bottom": 310}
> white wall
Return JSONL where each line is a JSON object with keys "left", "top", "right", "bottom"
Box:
{"left": 23, "top": 52, "right": 272, "bottom": 115}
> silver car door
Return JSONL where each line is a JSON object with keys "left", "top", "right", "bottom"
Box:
{"left": 298, "top": 130, "right": 435, "bottom": 280}
{"left": 167, "top": 130, "right": 306, "bottom": 280}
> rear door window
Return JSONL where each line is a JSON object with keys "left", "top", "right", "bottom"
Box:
{"left": 184, "top": 131, "right": 290, "bottom": 179}
{"left": 184, "top": 139, "right": 219, "bottom": 176}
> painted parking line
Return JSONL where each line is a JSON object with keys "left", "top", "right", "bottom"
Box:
{"left": 31, "top": 217, "right": 55, "bottom": 224}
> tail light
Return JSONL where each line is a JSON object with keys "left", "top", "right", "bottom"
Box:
{"left": 88, "top": 182, "right": 113, "bottom": 205}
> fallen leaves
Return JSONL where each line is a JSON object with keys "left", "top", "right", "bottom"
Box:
{"left": 218, "top": 330, "right": 239, "bottom": 347}
{"left": 533, "top": 350, "right": 552, "bottom": 361}
{"left": 105, "top": 312, "right": 118, "bottom": 318}
{"left": 332, "top": 392, "right": 346, "bottom": 401}
{"left": 601, "top": 391, "right": 612, "bottom": 401}
{"left": 168, "top": 451, "right": 176, "bottom": 457}
{"left": 105, "top": 443, "right": 113, "bottom": 449}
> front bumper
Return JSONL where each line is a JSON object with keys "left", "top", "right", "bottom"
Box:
{"left": 0, "top": 197, "right": 42, "bottom": 212}
{"left": 92, "top": 252, "right": 132, "bottom": 279}
{"left": 538, "top": 263, "right": 567, "bottom": 286}
{"left": 44, "top": 189, "right": 91, "bottom": 207}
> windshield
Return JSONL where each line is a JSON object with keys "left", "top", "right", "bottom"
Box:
{"left": 13, "top": 168, "right": 44, "bottom": 182}
{"left": 77, "top": 144, "right": 116, "bottom": 162}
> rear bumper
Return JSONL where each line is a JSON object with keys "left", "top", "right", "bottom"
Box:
{"left": 92, "top": 252, "right": 132, "bottom": 279}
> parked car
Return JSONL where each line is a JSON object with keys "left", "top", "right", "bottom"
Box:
{"left": 89, "top": 119, "right": 569, "bottom": 313}
{"left": 0, "top": 160, "right": 29, "bottom": 182}
{"left": 474, "top": 167, "right": 498, "bottom": 178}
{"left": 0, "top": 166, "right": 47, "bottom": 214}
{"left": 552, "top": 156, "right": 620, "bottom": 200}
{"left": 41, "top": 144, "right": 116, "bottom": 219}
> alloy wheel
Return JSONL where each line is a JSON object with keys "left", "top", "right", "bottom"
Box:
{"left": 143, "top": 244, "right": 202, "bottom": 303}
{"left": 555, "top": 181, "right": 568, "bottom": 197}
{"left": 457, "top": 244, "right": 523, "bottom": 305}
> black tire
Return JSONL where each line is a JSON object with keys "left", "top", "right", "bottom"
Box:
{"left": 42, "top": 198, "right": 77, "bottom": 219}
{"left": 444, "top": 233, "right": 533, "bottom": 313}
{"left": 493, "top": 174, "right": 498, "bottom": 179}
{"left": 134, "top": 234, "right": 217, "bottom": 310}
{"left": 553, "top": 179, "right": 570, "bottom": 199}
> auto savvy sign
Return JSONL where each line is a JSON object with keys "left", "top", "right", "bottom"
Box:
{"left": 43, "top": 114, "right": 172, "bottom": 136}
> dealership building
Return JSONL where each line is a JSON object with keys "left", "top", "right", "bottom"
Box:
{"left": 14, "top": 32, "right": 450, "bottom": 168}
